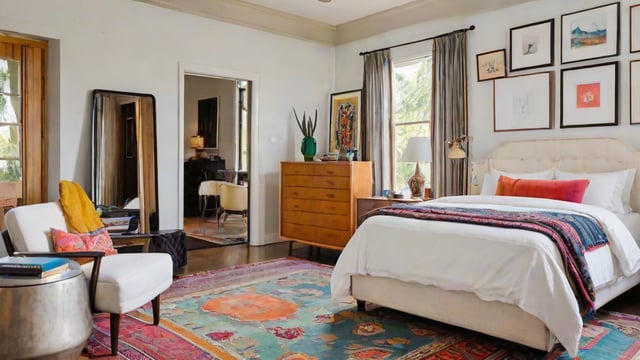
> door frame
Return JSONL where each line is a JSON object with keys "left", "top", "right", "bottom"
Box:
{"left": 178, "top": 62, "right": 261, "bottom": 245}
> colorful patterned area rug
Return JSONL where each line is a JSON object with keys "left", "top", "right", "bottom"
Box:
{"left": 86, "top": 258, "right": 640, "bottom": 359}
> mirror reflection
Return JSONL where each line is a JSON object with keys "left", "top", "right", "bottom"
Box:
{"left": 91, "top": 89, "right": 159, "bottom": 233}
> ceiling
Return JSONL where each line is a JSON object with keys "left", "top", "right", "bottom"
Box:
{"left": 139, "top": 0, "right": 537, "bottom": 45}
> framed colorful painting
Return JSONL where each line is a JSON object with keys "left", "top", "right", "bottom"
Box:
{"left": 561, "top": 2, "right": 619, "bottom": 64}
{"left": 560, "top": 62, "right": 618, "bottom": 128}
{"left": 509, "top": 19, "right": 554, "bottom": 72}
{"left": 476, "top": 49, "right": 506, "bottom": 81}
{"left": 329, "top": 89, "right": 362, "bottom": 154}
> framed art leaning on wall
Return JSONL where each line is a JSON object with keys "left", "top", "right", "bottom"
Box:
{"left": 493, "top": 71, "right": 553, "bottom": 132}
{"left": 329, "top": 89, "right": 362, "bottom": 155}
{"left": 561, "top": 61, "right": 618, "bottom": 128}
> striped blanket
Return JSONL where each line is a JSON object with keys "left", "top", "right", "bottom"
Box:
{"left": 364, "top": 204, "right": 609, "bottom": 315}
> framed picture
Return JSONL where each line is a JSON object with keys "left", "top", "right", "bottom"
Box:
{"left": 509, "top": 19, "right": 554, "bottom": 72}
{"left": 197, "top": 96, "right": 219, "bottom": 149}
{"left": 493, "top": 71, "right": 553, "bottom": 132}
{"left": 561, "top": 2, "right": 619, "bottom": 64}
{"left": 631, "top": 4, "right": 640, "bottom": 53}
{"left": 329, "top": 89, "right": 362, "bottom": 154}
{"left": 561, "top": 62, "right": 618, "bottom": 128}
{"left": 630, "top": 60, "right": 640, "bottom": 124}
{"left": 476, "top": 49, "right": 506, "bottom": 81}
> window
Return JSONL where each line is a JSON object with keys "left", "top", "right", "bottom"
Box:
{"left": 392, "top": 56, "right": 432, "bottom": 194}
{"left": 0, "top": 35, "right": 47, "bottom": 205}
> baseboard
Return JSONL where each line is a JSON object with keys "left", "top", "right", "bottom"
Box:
{"left": 250, "top": 232, "right": 284, "bottom": 246}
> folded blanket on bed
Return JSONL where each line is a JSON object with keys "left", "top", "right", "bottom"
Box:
{"left": 364, "top": 204, "right": 609, "bottom": 315}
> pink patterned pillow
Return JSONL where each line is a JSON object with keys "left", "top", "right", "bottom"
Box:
{"left": 51, "top": 227, "right": 117, "bottom": 256}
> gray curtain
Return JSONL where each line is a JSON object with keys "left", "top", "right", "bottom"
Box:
{"left": 431, "top": 32, "right": 468, "bottom": 197}
{"left": 362, "top": 49, "right": 392, "bottom": 196}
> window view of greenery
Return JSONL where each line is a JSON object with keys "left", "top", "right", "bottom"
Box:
{"left": 0, "top": 59, "right": 22, "bottom": 182}
{"left": 392, "top": 56, "right": 432, "bottom": 194}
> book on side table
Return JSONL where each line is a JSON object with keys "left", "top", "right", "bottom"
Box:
{"left": 0, "top": 256, "right": 70, "bottom": 278}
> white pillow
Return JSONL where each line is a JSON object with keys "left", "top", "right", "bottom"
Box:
{"left": 555, "top": 169, "right": 636, "bottom": 214}
{"left": 480, "top": 167, "right": 555, "bottom": 195}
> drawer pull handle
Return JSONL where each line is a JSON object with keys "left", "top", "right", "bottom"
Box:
{"left": 327, "top": 171, "right": 334, "bottom": 174}
{"left": 326, "top": 194, "right": 335, "bottom": 199}
{"left": 326, "top": 181, "right": 335, "bottom": 185}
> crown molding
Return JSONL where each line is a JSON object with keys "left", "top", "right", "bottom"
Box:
{"left": 137, "top": 0, "right": 337, "bottom": 45}
{"left": 138, "top": 0, "right": 535, "bottom": 46}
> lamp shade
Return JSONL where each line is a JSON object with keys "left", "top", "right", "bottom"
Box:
{"left": 401, "top": 137, "right": 432, "bottom": 163}
{"left": 190, "top": 135, "right": 204, "bottom": 149}
{"left": 448, "top": 140, "right": 466, "bottom": 159}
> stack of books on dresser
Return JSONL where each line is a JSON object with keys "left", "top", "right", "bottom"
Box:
{"left": 0, "top": 256, "right": 69, "bottom": 278}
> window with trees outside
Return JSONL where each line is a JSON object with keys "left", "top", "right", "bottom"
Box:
{"left": 0, "top": 35, "right": 47, "bottom": 206}
{"left": 392, "top": 56, "right": 432, "bottom": 194}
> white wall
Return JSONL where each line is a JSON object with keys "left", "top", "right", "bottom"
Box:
{"left": 184, "top": 76, "right": 237, "bottom": 164}
{"left": 0, "top": 0, "right": 334, "bottom": 244}
{"left": 335, "top": 0, "right": 640, "bottom": 161}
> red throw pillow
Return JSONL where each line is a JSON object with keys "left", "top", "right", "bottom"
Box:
{"left": 495, "top": 175, "right": 590, "bottom": 203}
{"left": 51, "top": 227, "right": 117, "bottom": 255}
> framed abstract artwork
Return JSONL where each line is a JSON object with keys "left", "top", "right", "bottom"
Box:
{"left": 329, "top": 89, "right": 362, "bottom": 154}
{"left": 561, "top": 2, "right": 619, "bottom": 64}
{"left": 631, "top": 4, "right": 640, "bottom": 53}
{"left": 509, "top": 19, "right": 554, "bottom": 72}
{"left": 561, "top": 62, "right": 618, "bottom": 128}
{"left": 493, "top": 71, "right": 553, "bottom": 132}
{"left": 476, "top": 49, "right": 506, "bottom": 81}
{"left": 630, "top": 60, "right": 640, "bottom": 124}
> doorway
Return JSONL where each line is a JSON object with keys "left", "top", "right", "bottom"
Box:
{"left": 180, "top": 71, "right": 253, "bottom": 247}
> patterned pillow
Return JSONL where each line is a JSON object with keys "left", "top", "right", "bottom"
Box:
{"left": 51, "top": 227, "right": 117, "bottom": 255}
{"left": 496, "top": 175, "right": 590, "bottom": 203}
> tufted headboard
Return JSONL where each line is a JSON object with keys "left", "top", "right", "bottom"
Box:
{"left": 469, "top": 138, "right": 640, "bottom": 212}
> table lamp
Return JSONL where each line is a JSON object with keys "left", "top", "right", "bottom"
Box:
{"left": 190, "top": 135, "right": 204, "bottom": 159}
{"left": 448, "top": 135, "right": 469, "bottom": 159}
{"left": 401, "top": 136, "right": 432, "bottom": 199}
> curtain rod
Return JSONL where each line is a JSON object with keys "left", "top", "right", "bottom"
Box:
{"left": 358, "top": 25, "right": 475, "bottom": 56}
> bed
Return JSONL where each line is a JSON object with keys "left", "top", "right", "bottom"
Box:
{"left": 330, "top": 138, "right": 640, "bottom": 357}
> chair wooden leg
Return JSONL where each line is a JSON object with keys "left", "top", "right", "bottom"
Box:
{"left": 110, "top": 313, "right": 120, "bottom": 356}
{"left": 152, "top": 295, "right": 161, "bottom": 325}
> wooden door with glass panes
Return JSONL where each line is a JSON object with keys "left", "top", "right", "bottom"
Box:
{"left": 0, "top": 35, "right": 47, "bottom": 206}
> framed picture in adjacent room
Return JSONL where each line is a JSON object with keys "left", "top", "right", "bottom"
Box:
{"left": 493, "top": 71, "right": 553, "bottom": 132}
{"left": 631, "top": 4, "right": 640, "bottom": 53}
{"left": 561, "top": 2, "right": 619, "bottom": 64}
{"left": 561, "top": 62, "right": 618, "bottom": 128}
{"left": 630, "top": 60, "right": 640, "bottom": 124}
{"left": 509, "top": 19, "right": 554, "bottom": 72}
{"left": 476, "top": 49, "right": 506, "bottom": 82}
{"left": 329, "top": 89, "right": 362, "bottom": 154}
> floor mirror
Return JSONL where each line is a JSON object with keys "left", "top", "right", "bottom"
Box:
{"left": 91, "top": 89, "right": 159, "bottom": 233}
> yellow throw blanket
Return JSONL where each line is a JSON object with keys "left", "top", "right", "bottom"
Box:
{"left": 59, "top": 180, "right": 104, "bottom": 233}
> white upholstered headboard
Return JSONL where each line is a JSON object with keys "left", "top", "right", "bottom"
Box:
{"left": 469, "top": 138, "right": 640, "bottom": 212}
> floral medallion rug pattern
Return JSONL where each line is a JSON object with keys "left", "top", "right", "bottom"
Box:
{"left": 87, "top": 258, "right": 640, "bottom": 359}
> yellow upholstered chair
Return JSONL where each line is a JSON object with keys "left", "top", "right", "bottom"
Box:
{"left": 217, "top": 182, "right": 248, "bottom": 228}
{"left": 198, "top": 180, "right": 225, "bottom": 217}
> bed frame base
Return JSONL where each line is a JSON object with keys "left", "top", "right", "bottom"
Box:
{"left": 351, "top": 275, "right": 553, "bottom": 352}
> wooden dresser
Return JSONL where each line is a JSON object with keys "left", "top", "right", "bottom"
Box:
{"left": 280, "top": 161, "right": 372, "bottom": 250}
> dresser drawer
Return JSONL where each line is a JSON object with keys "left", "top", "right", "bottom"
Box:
{"left": 282, "top": 163, "right": 351, "bottom": 177}
{"left": 281, "top": 223, "right": 351, "bottom": 248}
{"left": 282, "top": 210, "right": 350, "bottom": 230}
{"left": 282, "top": 187, "right": 350, "bottom": 202}
{"left": 282, "top": 198, "right": 350, "bottom": 215}
{"left": 282, "top": 175, "right": 350, "bottom": 189}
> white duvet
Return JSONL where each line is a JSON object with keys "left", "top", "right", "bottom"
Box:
{"left": 330, "top": 195, "right": 640, "bottom": 357}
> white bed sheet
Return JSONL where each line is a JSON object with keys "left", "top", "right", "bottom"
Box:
{"left": 330, "top": 195, "right": 640, "bottom": 358}
{"left": 617, "top": 212, "right": 640, "bottom": 246}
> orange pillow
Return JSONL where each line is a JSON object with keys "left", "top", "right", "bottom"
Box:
{"left": 51, "top": 227, "right": 117, "bottom": 256}
{"left": 496, "top": 175, "right": 590, "bottom": 203}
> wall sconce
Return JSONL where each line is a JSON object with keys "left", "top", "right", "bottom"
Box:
{"left": 447, "top": 135, "right": 470, "bottom": 159}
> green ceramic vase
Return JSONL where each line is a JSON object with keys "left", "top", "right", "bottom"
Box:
{"left": 301, "top": 136, "right": 317, "bottom": 162}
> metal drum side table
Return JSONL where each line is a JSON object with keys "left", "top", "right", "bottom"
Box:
{"left": 0, "top": 261, "right": 93, "bottom": 359}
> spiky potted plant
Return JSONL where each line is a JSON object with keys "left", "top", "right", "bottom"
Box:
{"left": 294, "top": 108, "right": 317, "bottom": 161}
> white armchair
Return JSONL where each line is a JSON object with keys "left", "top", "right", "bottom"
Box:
{"left": 3, "top": 202, "right": 173, "bottom": 356}
{"left": 198, "top": 180, "right": 225, "bottom": 217}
